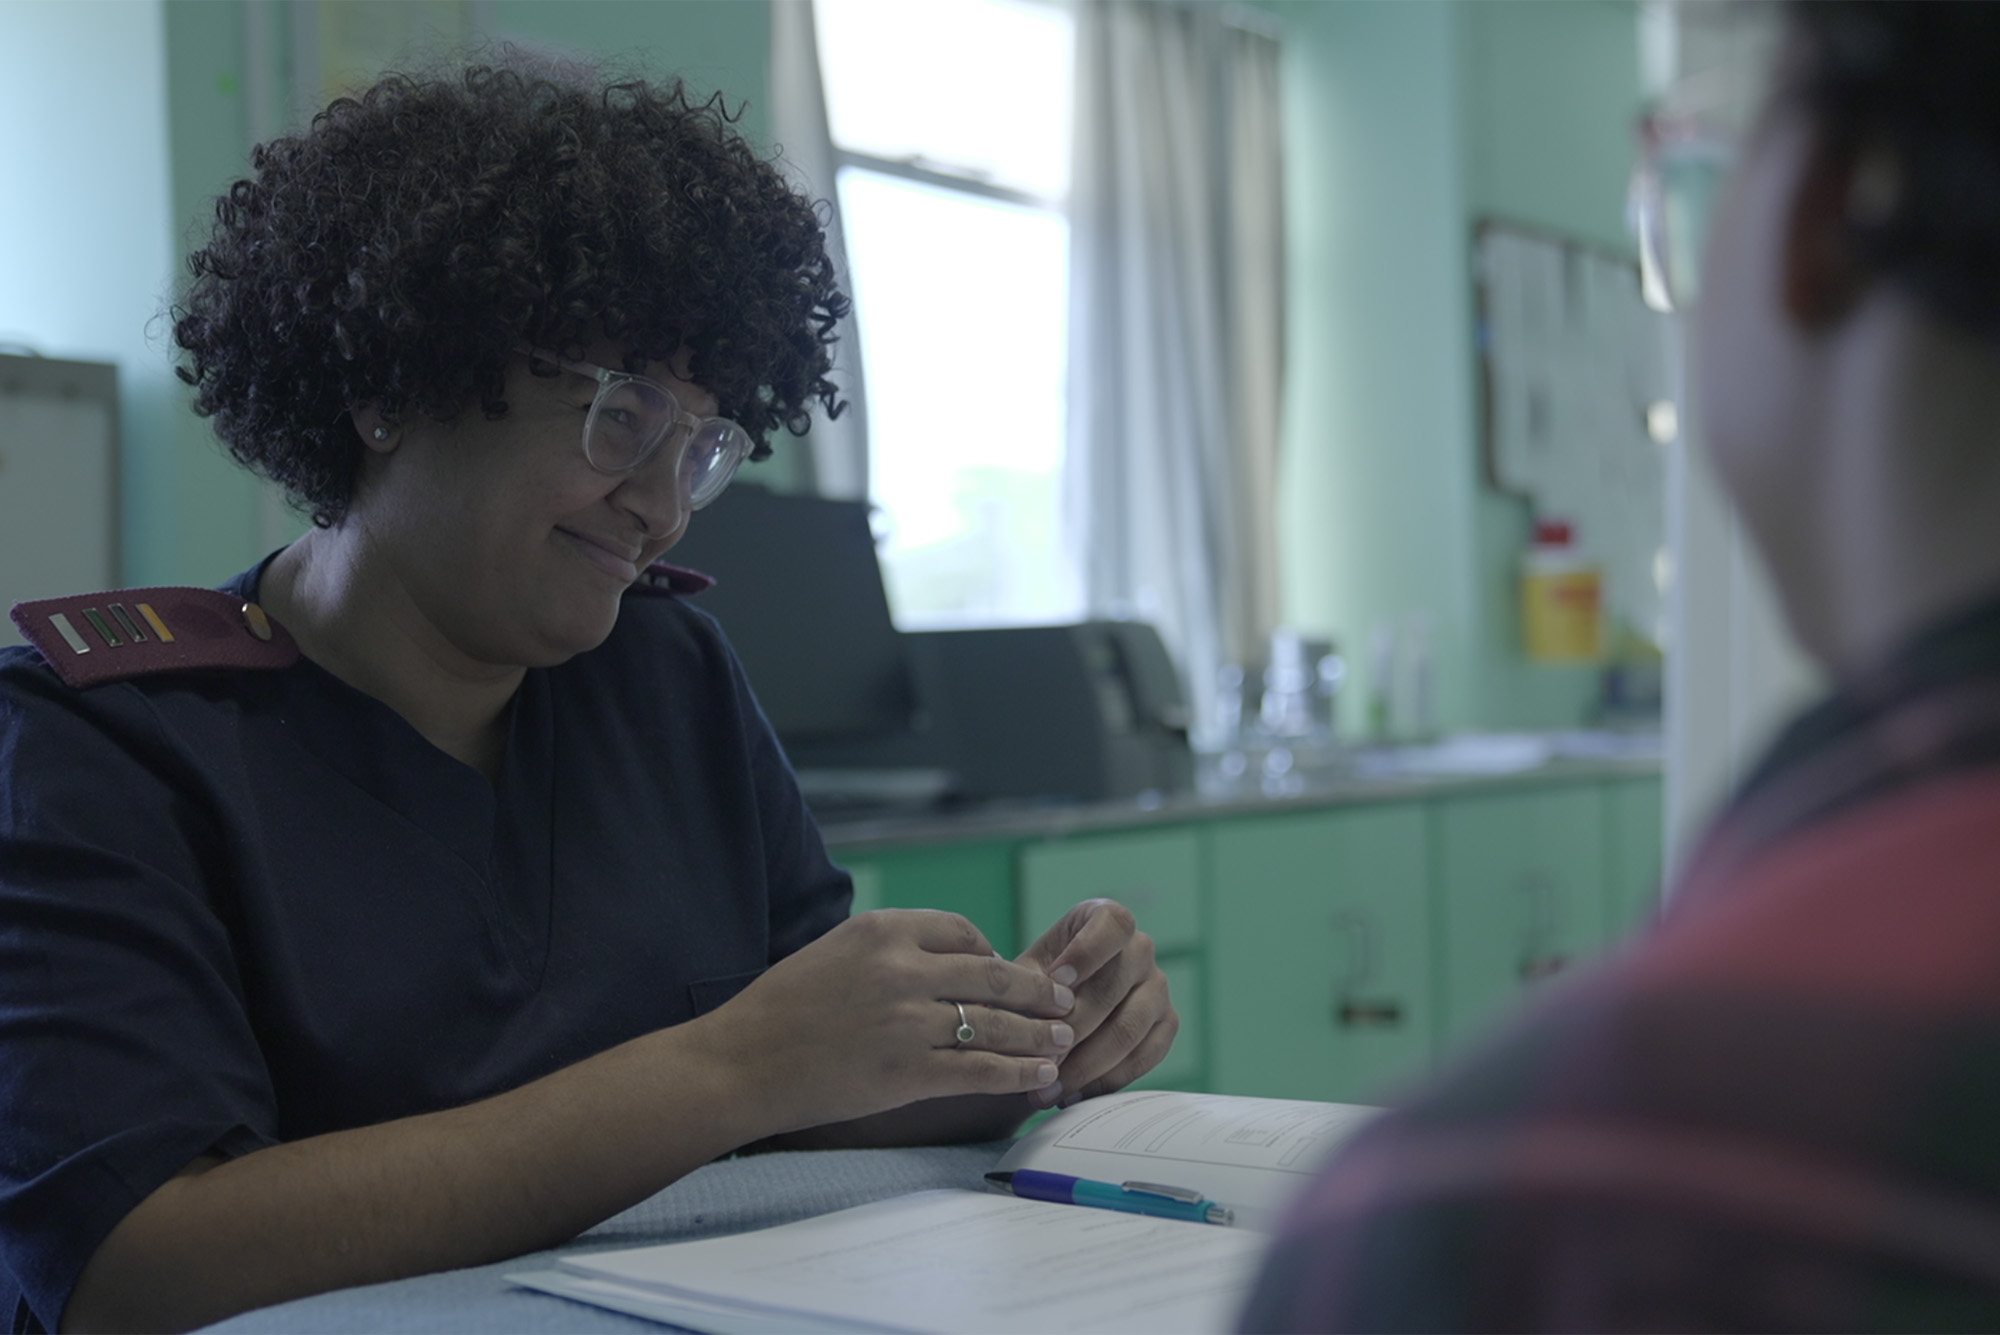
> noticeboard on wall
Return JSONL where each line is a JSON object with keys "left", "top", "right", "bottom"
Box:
{"left": 1475, "top": 220, "right": 1674, "bottom": 649}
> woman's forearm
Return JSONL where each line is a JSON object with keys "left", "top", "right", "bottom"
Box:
{"left": 62, "top": 1017, "right": 763, "bottom": 1334}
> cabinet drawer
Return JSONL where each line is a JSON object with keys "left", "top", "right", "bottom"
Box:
{"left": 1432, "top": 785, "right": 1608, "bottom": 1055}
{"left": 844, "top": 862, "right": 885, "bottom": 915}
{"left": 1209, "top": 806, "right": 1432, "bottom": 1104}
{"left": 1128, "top": 956, "right": 1203, "bottom": 1091}
{"left": 831, "top": 841, "right": 1020, "bottom": 954}
{"left": 1605, "top": 777, "right": 1665, "bottom": 939}
{"left": 1018, "top": 829, "right": 1202, "bottom": 955}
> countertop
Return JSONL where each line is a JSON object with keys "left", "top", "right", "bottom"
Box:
{"left": 820, "top": 732, "right": 1661, "bottom": 853}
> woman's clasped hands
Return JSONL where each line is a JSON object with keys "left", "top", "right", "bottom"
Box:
{"left": 1015, "top": 898, "right": 1177, "bottom": 1110}
{"left": 700, "top": 901, "right": 1176, "bottom": 1136}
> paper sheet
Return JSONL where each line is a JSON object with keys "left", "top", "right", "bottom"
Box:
{"left": 546, "top": 1189, "right": 1268, "bottom": 1335}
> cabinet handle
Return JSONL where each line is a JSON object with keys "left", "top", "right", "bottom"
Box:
{"left": 1518, "top": 954, "right": 1568, "bottom": 982}
{"left": 1517, "top": 872, "right": 1566, "bottom": 983}
{"left": 1328, "top": 911, "right": 1376, "bottom": 992}
{"left": 1330, "top": 912, "right": 1400, "bottom": 1027}
{"left": 1336, "top": 998, "right": 1404, "bottom": 1028}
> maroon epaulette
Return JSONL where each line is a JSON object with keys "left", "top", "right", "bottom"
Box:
{"left": 9, "top": 587, "right": 300, "bottom": 690}
{"left": 628, "top": 563, "right": 716, "bottom": 597}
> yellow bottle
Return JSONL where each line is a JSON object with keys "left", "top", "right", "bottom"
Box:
{"left": 1521, "top": 518, "right": 1603, "bottom": 663}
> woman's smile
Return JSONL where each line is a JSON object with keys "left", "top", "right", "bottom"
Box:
{"left": 555, "top": 525, "right": 645, "bottom": 584}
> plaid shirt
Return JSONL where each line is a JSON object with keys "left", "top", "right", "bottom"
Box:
{"left": 1242, "top": 593, "right": 2000, "bottom": 1332}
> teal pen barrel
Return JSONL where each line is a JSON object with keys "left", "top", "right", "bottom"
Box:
{"left": 1070, "top": 1179, "right": 1213, "bottom": 1224}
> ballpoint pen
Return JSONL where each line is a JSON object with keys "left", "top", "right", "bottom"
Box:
{"left": 985, "top": 1170, "right": 1235, "bottom": 1225}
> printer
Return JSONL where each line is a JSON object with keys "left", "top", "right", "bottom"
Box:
{"left": 665, "top": 485, "right": 1193, "bottom": 809}
{"left": 906, "top": 622, "right": 1192, "bottom": 803}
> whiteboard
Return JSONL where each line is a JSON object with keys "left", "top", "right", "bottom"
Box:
{"left": 0, "top": 357, "right": 118, "bottom": 648}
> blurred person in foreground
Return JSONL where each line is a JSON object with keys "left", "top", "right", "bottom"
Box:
{"left": 0, "top": 65, "right": 1174, "bottom": 1334}
{"left": 1246, "top": 3, "right": 2000, "bottom": 1329}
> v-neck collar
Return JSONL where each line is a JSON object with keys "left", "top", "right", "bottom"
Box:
{"left": 223, "top": 556, "right": 559, "bottom": 983}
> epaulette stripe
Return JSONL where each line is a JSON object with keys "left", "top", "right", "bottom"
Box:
{"left": 80, "top": 607, "right": 122, "bottom": 648}
{"left": 108, "top": 604, "right": 147, "bottom": 642}
{"left": 10, "top": 586, "right": 297, "bottom": 688}
{"left": 136, "top": 603, "right": 175, "bottom": 642}
{"left": 47, "top": 613, "right": 90, "bottom": 656}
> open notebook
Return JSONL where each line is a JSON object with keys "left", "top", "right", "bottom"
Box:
{"left": 510, "top": 1090, "right": 1380, "bottom": 1334}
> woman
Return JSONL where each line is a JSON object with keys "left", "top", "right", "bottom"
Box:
{"left": 0, "top": 66, "right": 1174, "bottom": 1333}
{"left": 1245, "top": 3, "right": 2000, "bottom": 1328}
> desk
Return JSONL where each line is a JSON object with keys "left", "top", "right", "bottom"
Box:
{"left": 198, "top": 1143, "right": 1005, "bottom": 1333}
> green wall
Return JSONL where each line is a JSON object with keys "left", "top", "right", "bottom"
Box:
{"left": 1274, "top": 0, "right": 1641, "bottom": 735}
{"left": 1273, "top": 0, "right": 1479, "bottom": 734}
{"left": 1460, "top": 0, "right": 1644, "bottom": 731}
{"left": 484, "top": 0, "right": 771, "bottom": 146}
{"left": 160, "top": 1, "right": 270, "bottom": 586}
{"left": 0, "top": 0, "right": 178, "bottom": 591}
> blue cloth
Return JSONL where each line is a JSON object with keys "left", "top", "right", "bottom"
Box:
{"left": 0, "top": 566, "right": 850, "bottom": 1333}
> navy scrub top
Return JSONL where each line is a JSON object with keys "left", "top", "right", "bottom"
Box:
{"left": 0, "top": 566, "right": 851, "bottom": 1332}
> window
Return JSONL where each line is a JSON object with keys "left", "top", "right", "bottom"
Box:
{"left": 815, "top": 0, "right": 1081, "bottom": 628}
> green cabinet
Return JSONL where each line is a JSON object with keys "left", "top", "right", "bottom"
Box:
{"left": 1017, "top": 829, "right": 1203, "bottom": 955}
{"left": 1431, "top": 786, "right": 1608, "bottom": 1055}
{"left": 1605, "top": 777, "right": 1665, "bottom": 940}
{"left": 1128, "top": 955, "right": 1205, "bottom": 1091}
{"left": 835, "top": 839, "right": 1019, "bottom": 955}
{"left": 831, "top": 766, "right": 1663, "bottom": 1101}
{"left": 1208, "top": 804, "right": 1433, "bottom": 1104}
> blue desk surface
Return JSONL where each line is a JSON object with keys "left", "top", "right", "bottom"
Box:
{"left": 199, "top": 1142, "right": 1005, "bottom": 1333}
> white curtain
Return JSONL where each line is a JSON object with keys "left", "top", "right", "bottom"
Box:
{"left": 770, "top": 0, "right": 870, "bottom": 500}
{"left": 1067, "top": 0, "right": 1285, "bottom": 744}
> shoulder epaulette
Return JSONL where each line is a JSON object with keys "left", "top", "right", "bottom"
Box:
{"left": 628, "top": 563, "right": 716, "bottom": 597}
{"left": 9, "top": 587, "right": 300, "bottom": 689}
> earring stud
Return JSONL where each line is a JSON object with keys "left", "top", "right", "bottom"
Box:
{"left": 372, "top": 427, "right": 389, "bottom": 441}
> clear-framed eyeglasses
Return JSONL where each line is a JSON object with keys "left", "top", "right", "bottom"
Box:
{"left": 1630, "top": 106, "right": 1736, "bottom": 314}
{"left": 517, "top": 344, "right": 754, "bottom": 510}
{"left": 1627, "top": 9, "right": 1778, "bottom": 315}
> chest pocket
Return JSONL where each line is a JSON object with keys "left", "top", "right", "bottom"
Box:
{"left": 687, "top": 968, "right": 764, "bottom": 1017}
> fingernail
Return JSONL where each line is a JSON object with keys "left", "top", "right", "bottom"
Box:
{"left": 1053, "top": 983, "right": 1076, "bottom": 1011}
{"left": 1051, "top": 965, "right": 1079, "bottom": 988}
{"left": 1051, "top": 1023, "right": 1074, "bottom": 1049}
{"left": 1036, "top": 1063, "right": 1059, "bottom": 1087}
{"left": 1029, "top": 1080, "right": 1063, "bottom": 1108}
{"left": 1060, "top": 1091, "right": 1083, "bottom": 1108}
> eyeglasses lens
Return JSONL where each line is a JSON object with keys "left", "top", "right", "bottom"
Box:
{"left": 582, "top": 374, "right": 750, "bottom": 507}
{"left": 585, "top": 378, "right": 675, "bottom": 473}
{"left": 1633, "top": 135, "right": 1732, "bottom": 315}
{"left": 682, "top": 421, "right": 753, "bottom": 510}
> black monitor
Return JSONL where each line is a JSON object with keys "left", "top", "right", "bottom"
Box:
{"left": 664, "top": 484, "right": 918, "bottom": 744}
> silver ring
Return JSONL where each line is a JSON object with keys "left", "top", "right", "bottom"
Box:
{"left": 953, "top": 1002, "right": 976, "bottom": 1048}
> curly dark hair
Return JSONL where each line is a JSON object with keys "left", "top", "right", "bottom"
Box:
{"left": 172, "top": 63, "right": 848, "bottom": 526}
{"left": 1785, "top": 0, "right": 2000, "bottom": 341}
